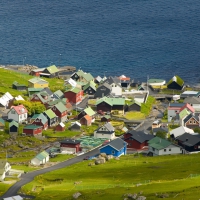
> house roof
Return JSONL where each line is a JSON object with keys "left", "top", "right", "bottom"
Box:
{"left": 183, "top": 113, "right": 199, "bottom": 125}
{"left": 32, "top": 91, "right": 52, "bottom": 103}
{"left": 179, "top": 108, "right": 191, "bottom": 119}
{"left": 77, "top": 70, "right": 94, "bottom": 82}
{"left": 148, "top": 79, "right": 165, "bottom": 84}
{"left": 14, "top": 95, "right": 25, "bottom": 101}
{"left": 12, "top": 81, "right": 26, "bottom": 87}
{"left": 84, "top": 107, "right": 95, "bottom": 116}
{"left": 95, "top": 76, "right": 102, "bottom": 83}
{"left": 103, "top": 76, "right": 121, "bottom": 86}
{"left": 180, "top": 91, "right": 198, "bottom": 98}
{"left": 83, "top": 114, "right": 92, "bottom": 121}
{"left": 129, "top": 100, "right": 141, "bottom": 107}
{"left": 44, "top": 109, "right": 57, "bottom": 119}
{"left": 127, "top": 130, "right": 154, "bottom": 143}
{"left": 83, "top": 81, "right": 96, "bottom": 91}
{"left": 28, "top": 77, "right": 48, "bottom": 84}
{"left": 71, "top": 121, "right": 81, "bottom": 127}
{"left": 35, "top": 151, "right": 49, "bottom": 161}
{"left": 60, "top": 139, "right": 81, "bottom": 145}
{"left": 100, "top": 138, "right": 126, "bottom": 151}
{"left": 10, "top": 105, "right": 28, "bottom": 115}
{"left": 99, "top": 82, "right": 112, "bottom": 90}
{"left": 54, "top": 90, "right": 64, "bottom": 99}
{"left": 58, "top": 122, "right": 65, "bottom": 128}
{"left": 32, "top": 113, "right": 48, "bottom": 125}
{"left": 28, "top": 88, "right": 43, "bottom": 92}
{"left": 41, "top": 87, "right": 53, "bottom": 96}
{"left": 102, "top": 115, "right": 111, "bottom": 120}
{"left": 152, "top": 127, "right": 168, "bottom": 133}
{"left": 176, "top": 133, "right": 200, "bottom": 146}
{"left": 167, "top": 75, "right": 184, "bottom": 87}
{"left": 46, "top": 65, "right": 59, "bottom": 74}
{"left": 96, "top": 122, "right": 115, "bottom": 133}
{"left": 148, "top": 137, "right": 172, "bottom": 150}
{"left": 0, "top": 92, "right": 14, "bottom": 107}
{"left": 179, "top": 103, "right": 195, "bottom": 113}
{"left": 170, "top": 126, "right": 194, "bottom": 138}
{"left": 65, "top": 87, "right": 81, "bottom": 94}
{"left": 53, "top": 102, "right": 67, "bottom": 113}
{"left": 96, "top": 97, "right": 125, "bottom": 106}
{"left": 0, "top": 160, "right": 7, "bottom": 169}
{"left": 183, "top": 96, "right": 200, "bottom": 104}
{"left": 9, "top": 121, "right": 18, "bottom": 128}
{"left": 23, "top": 125, "right": 42, "bottom": 130}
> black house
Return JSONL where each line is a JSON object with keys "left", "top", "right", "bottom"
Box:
{"left": 94, "top": 82, "right": 111, "bottom": 98}
{"left": 176, "top": 133, "right": 200, "bottom": 153}
{"left": 12, "top": 81, "right": 27, "bottom": 91}
{"left": 9, "top": 121, "right": 19, "bottom": 136}
{"left": 128, "top": 100, "right": 141, "bottom": 112}
{"left": 167, "top": 75, "right": 184, "bottom": 90}
{"left": 69, "top": 121, "right": 81, "bottom": 132}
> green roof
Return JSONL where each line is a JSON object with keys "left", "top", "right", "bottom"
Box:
{"left": 179, "top": 108, "right": 190, "bottom": 119}
{"left": 83, "top": 81, "right": 96, "bottom": 91}
{"left": 24, "top": 125, "right": 42, "bottom": 130}
{"left": 32, "top": 113, "right": 48, "bottom": 124}
{"left": 66, "top": 87, "right": 81, "bottom": 94}
{"left": 12, "top": 81, "right": 26, "bottom": 87}
{"left": 96, "top": 97, "right": 125, "bottom": 106}
{"left": 84, "top": 107, "right": 95, "bottom": 116}
{"left": 9, "top": 121, "right": 19, "bottom": 128}
{"left": 33, "top": 91, "right": 52, "bottom": 103}
{"left": 77, "top": 70, "right": 94, "bottom": 82}
{"left": 35, "top": 151, "right": 49, "bottom": 161}
{"left": 28, "top": 77, "right": 48, "bottom": 84}
{"left": 167, "top": 75, "right": 184, "bottom": 87}
{"left": 103, "top": 115, "right": 111, "bottom": 119}
{"left": 28, "top": 88, "right": 43, "bottom": 92}
{"left": 46, "top": 65, "right": 59, "bottom": 74}
{"left": 54, "top": 90, "right": 64, "bottom": 98}
{"left": 44, "top": 109, "right": 57, "bottom": 119}
{"left": 54, "top": 102, "right": 67, "bottom": 113}
{"left": 0, "top": 118, "right": 5, "bottom": 126}
{"left": 148, "top": 137, "right": 171, "bottom": 150}
{"left": 129, "top": 100, "right": 141, "bottom": 107}
{"left": 31, "top": 114, "right": 40, "bottom": 120}
{"left": 148, "top": 79, "right": 165, "bottom": 83}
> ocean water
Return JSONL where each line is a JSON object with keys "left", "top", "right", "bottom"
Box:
{"left": 0, "top": 0, "right": 200, "bottom": 84}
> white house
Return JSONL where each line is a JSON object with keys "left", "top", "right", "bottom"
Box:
{"left": 0, "top": 160, "right": 11, "bottom": 181}
{"left": 31, "top": 151, "right": 49, "bottom": 166}
{"left": 7, "top": 105, "right": 28, "bottom": 123}
{"left": 148, "top": 137, "right": 182, "bottom": 156}
{"left": 170, "top": 126, "right": 195, "bottom": 139}
{"left": 94, "top": 122, "right": 115, "bottom": 140}
{"left": 110, "top": 82, "right": 122, "bottom": 96}
{"left": 0, "top": 92, "right": 14, "bottom": 108}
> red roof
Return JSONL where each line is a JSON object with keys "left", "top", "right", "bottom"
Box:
{"left": 84, "top": 114, "right": 92, "bottom": 121}
{"left": 11, "top": 105, "right": 28, "bottom": 115}
{"left": 179, "top": 103, "right": 195, "bottom": 113}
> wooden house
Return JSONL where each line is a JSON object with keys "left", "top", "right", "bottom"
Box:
{"left": 27, "top": 88, "right": 43, "bottom": 97}
{"left": 9, "top": 121, "right": 18, "bottom": 136}
{"left": 30, "top": 91, "right": 53, "bottom": 107}
{"left": 64, "top": 87, "right": 83, "bottom": 104}
{"left": 43, "top": 109, "right": 58, "bottom": 127}
{"left": 69, "top": 121, "right": 81, "bottom": 132}
{"left": 183, "top": 113, "right": 200, "bottom": 129}
{"left": 70, "top": 70, "right": 94, "bottom": 83}
{"left": 32, "top": 113, "right": 48, "bottom": 130}
{"left": 99, "top": 138, "right": 127, "bottom": 157}
{"left": 101, "top": 115, "right": 111, "bottom": 122}
{"left": 0, "top": 160, "right": 11, "bottom": 181}
{"left": 60, "top": 139, "right": 81, "bottom": 154}
{"left": 12, "top": 81, "right": 27, "bottom": 91}
{"left": 40, "top": 65, "right": 59, "bottom": 78}
{"left": 31, "top": 151, "right": 49, "bottom": 166}
{"left": 23, "top": 125, "right": 43, "bottom": 136}
{"left": 51, "top": 102, "right": 68, "bottom": 122}
{"left": 167, "top": 75, "right": 184, "bottom": 90}
{"left": 118, "top": 75, "right": 131, "bottom": 88}
{"left": 29, "top": 68, "right": 45, "bottom": 77}
{"left": 28, "top": 77, "right": 49, "bottom": 88}
{"left": 80, "top": 114, "right": 92, "bottom": 126}
{"left": 53, "top": 90, "right": 64, "bottom": 99}
{"left": 170, "top": 126, "right": 194, "bottom": 139}
{"left": 55, "top": 122, "right": 65, "bottom": 132}
{"left": 83, "top": 81, "right": 96, "bottom": 95}
{"left": 94, "top": 82, "right": 112, "bottom": 98}
{"left": 77, "top": 106, "right": 95, "bottom": 120}
{"left": 128, "top": 100, "right": 141, "bottom": 112}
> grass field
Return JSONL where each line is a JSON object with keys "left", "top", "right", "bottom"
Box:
{"left": 125, "top": 112, "right": 146, "bottom": 120}
{"left": 19, "top": 153, "right": 200, "bottom": 200}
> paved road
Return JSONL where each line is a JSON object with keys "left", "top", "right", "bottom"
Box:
{"left": 0, "top": 148, "right": 99, "bottom": 199}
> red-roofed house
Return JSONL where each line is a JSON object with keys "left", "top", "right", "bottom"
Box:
{"left": 7, "top": 105, "right": 28, "bottom": 123}
{"left": 64, "top": 87, "right": 83, "bottom": 104}
{"left": 80, "top": 115, "right": 92, "bottom": 126}
{"left": 179, "top": 103, "right": 195, "bottom": 113}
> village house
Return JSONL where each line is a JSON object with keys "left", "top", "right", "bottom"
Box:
{"left": 64, "top": 87, "right": 83, "bottom": 105}
{"left": 124, "top": 130, "right": 154, "bottom": 150}
{"left": 0, "top": 92, "right": 14, "bottom": 109}
{"left": 167, "top": 103, "right": 185, "bottom": 122}
{"left": 176, "top": 133, "right": 200, "bottom": 153}
{"left": 43, "top": 109, "right": 58, "bottom": 127}
{"left": 29, "top": 68, "right": 45, "bottom": 77}
{"left": 12, "top": 81, "right": 27, "bottom": 91}
{"left": 40, "top": 87, "right": 54, "bottom": 97}
{"left": 53, "top": 90, "right": 64, "bottom": 99}
{"left": 31, "top": 151, "right": 49, "bottom": 166}
{"left": 167, "top": 75, "right": 184, "bottom": 90}
{"left": 118, "top": 75, "right": 131, "bottom": 88}
{"left": 27, "top": 88, "right": 43, "bottom": 97}
{"left": 40, "top": 65, "right": 59, "bottom": 78}
{"left": 23, "top": 125, "right": 43, "bottom": 136}
{"left": 30, "top": 91, "right": 53, "bottom": 107}
{"left": 0, "top": 160, "right": 11, "bottom": 181}
{"left": 94, "top": 122, "right": 115, "bottom": 140}
{"left": 180, "top": 91, "right": 198, "bottom": 99}
{"left": 96, "top": 97, "right": 125, "bottom": 114}
{"left": 147, "top": 79, "right": 166, "bottom": 86}
{"left": 69, "top": 121, "right": 81, "bottom": 132}
{"left": 99, "top": 138, "right": 127, "bottom": 157}
{"left": 9, "top": 121, "right": 18, "bottom": 136}
{"left": 51, "top": 102, "right": 68, "bottom": 122}
{"left": 83, "top": 81, "right": 96, "bottom": 95}
{"left": 183, "top": 97, "right": 200, "bottom": 112}
{"left": 31, "top": 113, "right": 48, "bottom": 130}
{"left": 60, "top": 139, "right": 81, "bottom": 154}
{"left": 152, "top": 120, "right": 162, "bottom": 129}
{"left": 94, "top": 76, "right": 103, "bottom": 85}
{"left": 7, "top": 105, "right": 28, "bottom": 123}
{"left": 148, "top": 137, "right": 182, "bottom": 156}
{"left": 80, "top": 115, "right": 92, "bottom": 126}
{"left": 127, "top": 100, "right": 141, "bottom": 112}
{"left": 28, "top": 77, "right": 49, "bottom": 88}
{"left": 170, "top": 126, "right": 194, "bottom": 139}
{"left": 77, "top": 106, "right": 95, "bottom": 120}
{"left": 94, "top": 82, "right": 112, "bottom": 98}
{"left": 55, "top": 122, "right": 65, "bottom": 132}
{"left": 70, "top": 70, "right": 94, "bottom": 83}
{"left": 183, "top": 113, "right": 200, "bottom": 129}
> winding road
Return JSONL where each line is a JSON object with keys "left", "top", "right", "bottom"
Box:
{"left": 0, "top": 148, "right": 99, "bottom": 199}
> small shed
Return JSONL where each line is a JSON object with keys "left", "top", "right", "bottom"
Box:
{"left": 12, "top": 81, "right": 27, "bottom": 91}
{"left": 23, "top": 125, "right": 43, "bottom": 136}
{"left": 80, "top": 115, "right": 92, "bottom": 126}
{"left": 0, "top": 118, "right": 5, "bottom": 131}
{"left": 31, "top": 151, "right": 49, "bottom": 166}
{"left": 9, "top": 121, "right": 18, "bottom": 136}
{"left": 60, "top": 139, "right": 81, "bottom": 154}
{"left": 128, "top": 100, "right": 141, "bottom": 111}
{"left": 55, "top": 122, "right": 65, "bottom": 132}
{"left": 69, "top": 121, "right": 81, "bottom": 132}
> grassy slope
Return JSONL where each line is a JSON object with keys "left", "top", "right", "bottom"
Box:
{"left": 20, "top": 154, "right": 200, "bottom": 200}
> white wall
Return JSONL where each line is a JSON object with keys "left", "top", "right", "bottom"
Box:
{"left": 94, "top": 132, "right": 115, "bottom": 140}
{"left": 149, "top": 145, "right": 182, "bottom": 156}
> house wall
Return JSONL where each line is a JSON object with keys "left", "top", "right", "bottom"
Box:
{"left": 94, "top": 132, "right": 115, "bottom": 140}
{"left": 95, "top": 86, "right": 111, "bottom": 98}
{"left": 60, "top": 143, "right": 81, "bottom": 153}
{"left": 149, "top": 145, "right": 182, "bottom": 156}
{"left": 55, "top": 125, "right": 65, "bottom": 132}
{"left": 167, "top": 82, "right": 183, "bottom": 90}
{"left": 84, "top": 87, "right": 96, "bottom": 95}
{"left": 64, "top": 91, "right": 83, "bottom": 104}
{"left": 29, "top": 82, "right": 49, "bottom": 88}
{"left": 128, "top": 104, "right": 140, "bottom": 112}
{"left": 112, "top": 105, "right": 124, "bottom": 114}
{"left": 51, "top": 107, "right": 67, "bottom": 122}
{"left": 31, "top": 158, "right": 41, "bottom": 166}
{"left": 8, "top": 110, "right": 27, "bottom": 123}
{"left": 80, "top": 117, "right": 91, "bottom": 126}
{"left": 100, "top": 145, "right": 126, "bottom": 157}
{"left": 97, "top": 103, "right": 112, "bottom": 112}
{"left": 111, "top": 85, "right": 122, "bottom": 96}
{"left": 9, "top": 126, "right": 18, "bottom": 134}
{"left": 23, "top": 128, "right": 42, "bottom": 136}
{"left": 125, "top": 139, "right": 146, "bottom": 150}
{"left": 178, "top": 141, "right": 200, "bottom": 152}
{"left": 32, "top": 120, "right": 48, "bottom": 130}
{"left": 167, "top": 109, "right": 179, "bottom": 122}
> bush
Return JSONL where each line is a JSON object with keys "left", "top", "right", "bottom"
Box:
{"left": 141, "top": 96, "right": 156, "bottom": 116}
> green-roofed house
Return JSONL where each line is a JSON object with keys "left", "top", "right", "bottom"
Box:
{"left": 23, "top": 124, "right": 43, "bottom": 136}
{"left": 70, "top": 70, "right": 94, "bottom": 83}
{"left": 31, "top": 113, "right": 48, "bottom": 130}
{"left": 148, "top": 79, "right": 166, "bottom": 86}
{"left": 53, "top": 90, "right": 64, "bottom": 99}
{"left": 12, "top": 81, "right": 27, "bottom": 91}
{"left": 27, "top": 88, "right": 43, "bottom": 97}
{"left": 128, "top": 100, "right": 141, "bottom": 111}
{"left": 78, "top": 106, "right": 96, "bottom": 120}
{"left": 43, "top": 109, "right": 58, "bottom": 127}
{"left": 83, "top": 81, "right": 96, "bottom": 95}
{"left": 41, "top": 65, "right": 59, "bottom": 78}
{"left": 148, "top": 137, "right": 182, "bottom": 156}
{"left": 51, "top": 102, "right": 68, "bottom": 122}
{"left": 28, "top": 77, "right": 49, "bottom": 88}
{"left": 179, "top": 108, "right": 190, "bottom": 124}
{"left": 0, "top": 118, "right": 5, "bottom": 131}
{"left": 64, "top": 87, "right": 83, "bottom": 104}
{"left": 9, "top": 121, "right": 19, "bottom": 136}
{"left": 31, "top": 91, "right": 53, "bottom": 107}
{"left": 31, "top": 151, "right": 49, "bottom": 166}
{"left": 96, "top": 97, "right": 125, "bottom": 114}
{"left": 167, "top": 75, "right": 185, "bottom": 90}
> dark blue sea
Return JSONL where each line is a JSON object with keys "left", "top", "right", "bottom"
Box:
{"left": 0, "top": 0, "right": 200, "bottom": 84}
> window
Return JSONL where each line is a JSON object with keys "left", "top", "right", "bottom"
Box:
{"left": 169, "top": 149, "right": 171, "bottom": 151}
{"left": 152, "top": 148, "right": 155, "bottom": 151}
{"left": 164, "top": 149, "right": 166, "bottom": 152}
{"left": 190, "top": 121, "right": 192, "bottom": 124}
{"left": 112, "top": 150, "right": 115, "bottom": 154}
{"left": 11, "top": 110, "right": 15, "bottom": 114}
{"left": 194, "top": 121, "right": 196, "bottom": 124}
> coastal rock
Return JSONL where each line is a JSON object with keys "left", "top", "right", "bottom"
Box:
{"left": 72, "top": 192, "right": 82, "bottom": 199}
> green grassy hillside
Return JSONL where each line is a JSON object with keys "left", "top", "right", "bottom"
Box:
{"left": 20, "top": 153, "right": 200, "bottom": 200}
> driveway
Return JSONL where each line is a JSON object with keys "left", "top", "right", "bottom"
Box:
{"left": 0, "top": 148, "right": 99, "bottom": 198}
